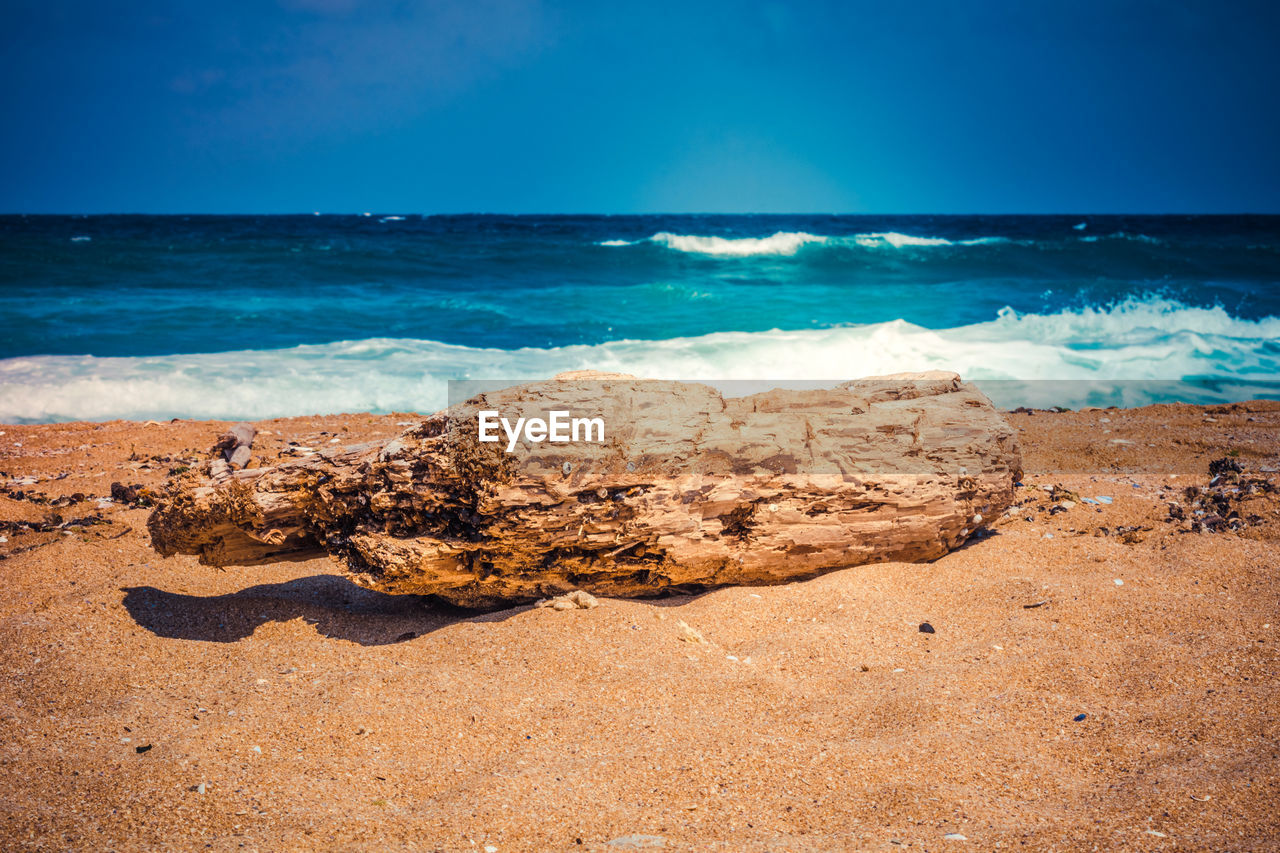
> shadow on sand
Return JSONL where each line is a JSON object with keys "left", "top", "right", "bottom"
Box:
{"left": 121, "top": 575, "right": 526, "bottom": 646}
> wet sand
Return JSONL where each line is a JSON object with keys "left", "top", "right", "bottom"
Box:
{"left": 0, "top": 404, "right": 1277, "bottom": 851}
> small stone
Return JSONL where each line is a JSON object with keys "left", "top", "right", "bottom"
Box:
{"left": 484, "top": 846, "right": 499, "bottom": 853}
{"left": 971, "top": 513, "right": 982, "bottom": 524}
{"left": 537, "top": 590, "right": 599, "bottom": 611}
{"left": 1145, "top": 830, "right": 1167, "bottom": 838}
{"left": 1073, "top": 713, "right": 1087, "bottom": 722}
{"left": 135, "top": 744, "right": 152, "bottom": 753}
{"left": 919, "top": 622, "right": 935, "bottom": 634}
{"left": 676, "top": 621, "right": 704, "bottom": 644}
{"left": 943, "top": 833, "right": 967, "bottom": 841}
{"left": 605, "top": 835, "right": 667, "bottom": 850}
{"left": 1114, "top": 578, "right": 1123, "bottom": 586}
{"left": 196, "top": 782, "right": 207, "bottom": 794}
{"left": 1095, "top": 495, "right": 1113, "bottom": 504}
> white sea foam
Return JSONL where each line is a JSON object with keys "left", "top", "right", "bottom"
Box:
{"left": 851, "top": 232, "right": 954, "bottom": 248}
{"left": 603, "top": 231, "right": 1015, "bottom": 256}
{"left": 648, "top": 231, "right": 829, "bottom": 256}
{"left": 1, "top": 298, "right": 1276, "bottom": 423}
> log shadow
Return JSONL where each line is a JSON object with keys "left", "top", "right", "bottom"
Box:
{"left": 121, "top": 575, "right": 525, "bottom": 646}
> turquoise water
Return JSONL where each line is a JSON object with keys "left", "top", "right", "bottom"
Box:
{"left": 2, "top": 214, "right": 1278, "bottom": 421}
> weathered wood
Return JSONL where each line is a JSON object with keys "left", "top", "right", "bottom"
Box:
{"left": 212, "top": 422, "right": 256, "bottom": 471}
{"left": 147, "top": 372, "right": 1022, "bottom": 607}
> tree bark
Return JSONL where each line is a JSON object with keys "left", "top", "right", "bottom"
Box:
{"left": 148, "top": 372, "right": 1022, "bottom": 607}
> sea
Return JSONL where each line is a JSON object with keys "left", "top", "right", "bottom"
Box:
{"left": 1, "top": 214, "right": 1278, "bottom": 423}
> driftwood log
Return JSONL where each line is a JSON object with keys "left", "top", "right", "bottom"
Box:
{"left": 148, "top": 372, "right": 1022, "bottom": 608}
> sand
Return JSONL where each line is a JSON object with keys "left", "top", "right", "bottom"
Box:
{"left": 0, "top": 404, "right": 1277, "bottom": 851}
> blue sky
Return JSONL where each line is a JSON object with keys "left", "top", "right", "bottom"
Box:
{"left": 4, "top": 0, "right": 1279, "bottom": 213}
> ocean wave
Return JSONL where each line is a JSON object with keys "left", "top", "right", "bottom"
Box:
{"left": 2, "top": 297, "right": 1276, "bottom": 423}
{"left": 648, "top": 231, "right": 829, "bottom": 256}
{"left": 851, "top": 232, "right": 954, "bottom": 248}
{"left": 603, "top": 231, "right": 1018, "bottom": 256}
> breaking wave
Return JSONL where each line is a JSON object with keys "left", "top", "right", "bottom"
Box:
{"left": 648, "top": 231, "right": 829, "bottom": 256}
{"left": 2, "top": 297, "right": 1276, "bottom": 422}
{"left": 602, "top": 231, "right": 1024, "bottom": 256}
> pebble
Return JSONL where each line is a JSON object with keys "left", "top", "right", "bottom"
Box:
{"left": 943, "top": 833, "right": 967, "bottom": 841}
{"left": 1095, "top": 496, "right": 1113, "bottom": 504}
{"left": 605, "top": 835, "right": 667, "bottom": 850}
{"left": 1145, "top": 830, "right": 1167, "bottom": 838}
{"left": 1073, "top": 713, "right": 1087, "bottom": 721}
{"left": 536, "top": 590, "right": 600, "bottom": 611}
{"left": 676, "top": 621, "right": 705, "bottom": 644}
{"left": 485, "top": 846, "right": 499, "bottom": 853}
{"left": 919, "top": 622, "right": 935, "bottom": 634}
{"left": 196, "top": 782, "right": 206, "bottom": 795}
{"left": 1114, "top": 578, "right": 1124, "bottom": 586}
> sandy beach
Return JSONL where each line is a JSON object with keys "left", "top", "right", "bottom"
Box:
{"left": 1, "top": 403, "right": 1277, "bottom": 851}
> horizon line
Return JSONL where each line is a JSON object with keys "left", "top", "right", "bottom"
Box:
{"left": 4, "top": 210, "right": 1280, "bottom": 217}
